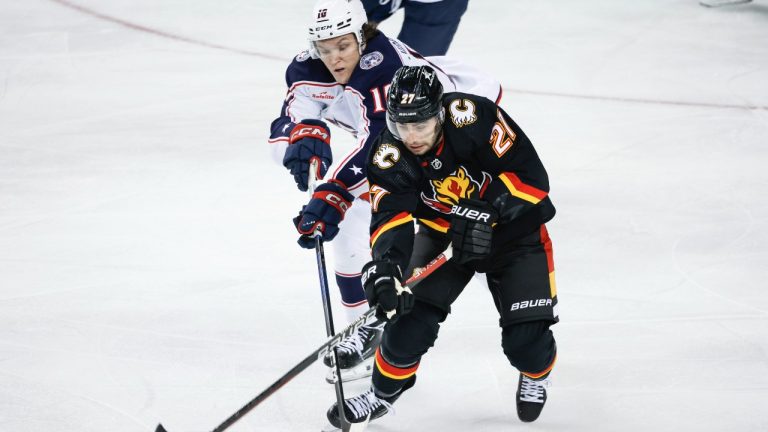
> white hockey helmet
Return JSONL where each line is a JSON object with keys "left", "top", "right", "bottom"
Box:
{"left": 308, "top": 0, "right": 368, "bottom": 58}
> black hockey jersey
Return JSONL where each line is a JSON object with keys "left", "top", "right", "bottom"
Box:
{"left": 366, "top": 92, "right": 556, "bottom": 273}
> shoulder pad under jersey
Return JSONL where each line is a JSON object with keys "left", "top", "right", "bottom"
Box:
{"left": 346, "top": 32, "right": 406, "bottom": 90}
{"left": 440, "top": 92, "right": 500, "bottom": 154}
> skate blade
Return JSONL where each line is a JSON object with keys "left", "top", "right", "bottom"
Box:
{"left": 325, "top": 359, "right": 374, "bottom": 384}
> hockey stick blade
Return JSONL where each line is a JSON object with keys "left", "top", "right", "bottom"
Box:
{"left": 153, "top": 308, "right": 376, "bottom": 432}
{"left": 322, "top": 416, "right": 370, "bottom": 432}
{"left": 349, "top": 415, "right": 370, "bottom": 431}
{"left": 321, "top": 415, "right": 370, "bottom": 432}
{"left": 699, "top": 0, "right": 751, "bottom": 7}
{"left": 155, "top": 248, "right": 452, "bottom": 432}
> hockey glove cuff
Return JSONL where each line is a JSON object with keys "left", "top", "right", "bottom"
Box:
{"left": 450, "top": 198, "right": 498, "bottom": 265}
{"left": 293, "top": 181, "right": 353, "bottom": 249}
{"left": 283, "top": 119, "right": 332, "bottom": 192}
{"left": 361, "top": 260, "right": 413, "bottom": 321}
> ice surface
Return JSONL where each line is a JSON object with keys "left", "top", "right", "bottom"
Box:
{"left": 1, "top": 1, "right": 767, "bottom": 431}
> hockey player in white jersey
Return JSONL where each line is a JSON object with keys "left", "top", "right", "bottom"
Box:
{"left": 268, "top": 0, "right": 501, "bottom": 383}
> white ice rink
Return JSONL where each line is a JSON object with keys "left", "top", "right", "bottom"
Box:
{"left": 1, "top": 0, "right": 767, "bottom": 431}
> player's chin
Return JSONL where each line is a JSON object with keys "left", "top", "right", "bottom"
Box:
{"left": 332, "top": 70, "right": 351, "bottom": 84}
{"left": 407, "top": 144, "right": 428, "bottom": 155}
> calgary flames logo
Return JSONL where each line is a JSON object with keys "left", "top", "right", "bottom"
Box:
{"left": 449, "top": 99, "right": 477, "bottom": 128}
{"left": 420, "top": 167, "right": 491, "bottom": 214}
{"left": 373, "top": 143, "right": 400, "bottom": 169}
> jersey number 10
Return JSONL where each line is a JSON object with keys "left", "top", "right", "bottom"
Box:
{"left": 370, "top": 84, "right": 393, "bottom": 113}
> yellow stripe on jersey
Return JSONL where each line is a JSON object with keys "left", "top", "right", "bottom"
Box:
{"left": 499, "top": 172, "right": 547, "bottom": 204}
{"left": 418, "top": 218, "right": 450, "bottom": 233}
{"left": 370, "top": 212, "right": 414, "bottom": 248}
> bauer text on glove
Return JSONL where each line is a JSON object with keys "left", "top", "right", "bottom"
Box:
{"left": 450, "top": 198, "right": 498, "bottom": 264}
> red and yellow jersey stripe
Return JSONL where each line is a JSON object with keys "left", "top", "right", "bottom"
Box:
{"left": 418, "top": 217, "right": 450, "bottom": 234}
{"left": 498, "top": 172, "right": 548, "bottom": 204}
{"left": 540, "top": 225, "right": 557, "bottom": 298}
{"left": 370, "top": 212, "right": 413, "bottom": 248}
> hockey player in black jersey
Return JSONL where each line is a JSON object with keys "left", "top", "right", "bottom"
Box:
{"left": 326, "top": 65, "right": 559, "bottom": 428}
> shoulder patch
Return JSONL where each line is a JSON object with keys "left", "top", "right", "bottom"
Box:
{"left": 448, "top": 99, "right": 478, "bottom": 128}
{"left": 372, "top": 143, "right": 400, "bottom": 169}
{"left": 295, "top": 50, "right": 311, "bottom": 62}
{"left": 360, "top": 51, "right": 384, "bottom": 70}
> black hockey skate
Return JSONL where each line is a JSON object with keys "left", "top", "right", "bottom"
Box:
{"left": 326, "top": 376, "right": 416, "bottom": 429}
{"left": 324, "top": 320, "right": 384, "bottom": 383}
{"left": 516, "top": 373, "right": 550, "bottom": 422}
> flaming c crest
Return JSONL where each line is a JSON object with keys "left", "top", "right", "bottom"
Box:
{"left": 433, "top": 168, "right": 475, "bottom": 205}
{"left": 421, "top": 167, "right": 491, "bottom": 214}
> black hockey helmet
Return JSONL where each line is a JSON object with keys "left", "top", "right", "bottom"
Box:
{"left": 386, "top": 65, "right": 444, "bottom": 125}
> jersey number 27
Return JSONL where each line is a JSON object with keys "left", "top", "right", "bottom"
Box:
{"left": 490, "top": 109, "right": 517, "bottom": 157}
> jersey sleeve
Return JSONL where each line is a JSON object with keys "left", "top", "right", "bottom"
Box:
{"left": 447, "top": 94, "right": 552, "bottom": 223}
{"left": 268, "top": 51, "right": 340, "bottom": 165}
{"left": 366, "top": 135, "right": 422, "bottom": 273}
{"left": 326, "top": 85, "right": 385, "bottom": 197}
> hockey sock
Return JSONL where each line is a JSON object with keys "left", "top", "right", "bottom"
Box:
{"left": 372, "top": 347, "right": 419, "bottom": 397}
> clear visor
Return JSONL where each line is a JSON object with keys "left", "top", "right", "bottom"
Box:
{"left": 386, "top": 109, "right": 444, "bottom": 142}
{"left": 311, "top": 33, "right": 359, "bottom": 59}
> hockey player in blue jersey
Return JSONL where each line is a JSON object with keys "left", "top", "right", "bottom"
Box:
{"left": 268, "top": 0, "right": 500, "bottom": 383}
{"left": 362, "top": 0, "right": 469, "bottom": 56}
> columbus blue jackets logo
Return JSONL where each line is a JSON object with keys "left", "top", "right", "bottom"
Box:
{"left": 360, "top": 51, "right": 384, "bottom": 70}
{"left": 296, "top": 50, "right": 311, "bottom": 62}
{"left": 420, "top": 166, "right": 492, "bottom": 214}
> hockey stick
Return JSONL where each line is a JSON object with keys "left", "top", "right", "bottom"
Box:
{"left": 314, "top": 235, "right": 361, "bottom": 432}
{"left": 699, "top": 0, "right": 752, "bottom": 7}
{"left": 154, "top": 246, "right": 453, "bottom": 432}
{"left": 304, "top": 160, "right": 359, "bottom": 432}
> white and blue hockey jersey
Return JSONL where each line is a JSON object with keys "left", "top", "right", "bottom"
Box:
{"left": 268, "top": 31, "right": 501, "bottom": 199}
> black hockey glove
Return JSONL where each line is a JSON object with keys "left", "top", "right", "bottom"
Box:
{"left": 450, "top": 198, "right": 498, "bottom": 265}
{"left": 282, "top": 119, "right": 332, "bottom": 192}
{"left": 361, "top": 260, "right": 414, "bottom": 321}
{"left": 293, "top": 181, "right": 353, "bottom": 249}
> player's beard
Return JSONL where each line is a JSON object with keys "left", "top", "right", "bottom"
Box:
{"left": 406, "top": 129, "right": 442, "bottom": 156}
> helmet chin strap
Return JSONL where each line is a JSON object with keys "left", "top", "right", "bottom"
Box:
{"left": 422, "top": 127, "right": 444, "bottom": 156}
{"left": 358, "top": 38, "right": 366, "bottom": 55}
{"left": 431, "top": 110, "right": 445, "bottom": 148}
